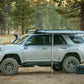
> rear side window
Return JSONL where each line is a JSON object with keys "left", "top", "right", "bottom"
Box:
{"left": 54, "top": 35, "right": 66, "bottom": 44}
{"left": 69, "top": 36, "right": 84, "bottom": 43}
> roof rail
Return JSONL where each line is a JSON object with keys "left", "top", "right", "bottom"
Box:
{"left": 26, "top": 29, "right": 39, "bottom": 34}
{"left": 34, "top": 29, "right": 40, "bottom": 34}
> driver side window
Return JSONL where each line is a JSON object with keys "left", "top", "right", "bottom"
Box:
{"left": 29, "top": 36, "right": 37, "bottom": 45}
{"left": 27, "top": 35, "right": 51, "bottom": 45}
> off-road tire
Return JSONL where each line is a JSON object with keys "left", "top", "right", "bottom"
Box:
{"left": 1, "top": 58, "right": 19, "bottom": 75}
{"left": 62, "top": 56, "right": 79, "bottom": 73}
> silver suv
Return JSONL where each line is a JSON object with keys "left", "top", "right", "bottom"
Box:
{"left": 0, "top": 29, "right": 84, "bottom": 75}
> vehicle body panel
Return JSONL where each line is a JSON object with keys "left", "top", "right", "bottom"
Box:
{"left": 0, "top": 32, "right": 84, "bottom": 65}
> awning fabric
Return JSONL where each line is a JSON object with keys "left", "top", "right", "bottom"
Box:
{"left": 37, "top": 30, "right": 84, "bottom": 34}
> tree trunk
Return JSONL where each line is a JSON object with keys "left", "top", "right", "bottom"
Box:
{"left": 3, "top": 25, "right": 6, "bottom": 34}
{"left": 8, "top": 28, "right": 10, "bottom": 34}
{"left": 36, "top": 13, "right": 42, "bottom": 29}
{"left": 81, "top": 2, "right": 84, "bottom": 30}
{"left": 7, "top": 2, "right": 11, "bottom": 34}
{"left": 21, "top": 19, "right": 24, "bottom": 35}
{"left": 22, "top": 24, "right": 24, "bottom": 35}
{"left": 36, "top": 0, "right": 42, "bottom": 29}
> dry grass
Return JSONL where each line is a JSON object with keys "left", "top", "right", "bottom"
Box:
{"left": 0, "top": 34, "right": 15, "bottom": 44}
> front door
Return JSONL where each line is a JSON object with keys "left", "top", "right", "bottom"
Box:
{"left": 24, "top": 35, "right": 51, "bottom": 62}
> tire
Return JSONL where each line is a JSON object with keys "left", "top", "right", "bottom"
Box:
{"left": 0, "top": 65, "right": 1, "bottom": 72}
{"left": 62, "top": 56, "right": 79, "bottom": 73}
{"left": 52, "top": 64, "right": 63, "bottom": 71}
{"left": 0, "top": 58, "right": 19, "bottom": 75}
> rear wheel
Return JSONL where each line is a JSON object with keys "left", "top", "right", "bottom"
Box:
{"left": 1, "top": 58, "right": 19, "bottom": 75}
{"left": 62, "top": 56, "right": 79, "bottom": 73}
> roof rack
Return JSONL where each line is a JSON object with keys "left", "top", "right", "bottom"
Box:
{"left": 26, "top": 29, "right": 37, "bottom": 34}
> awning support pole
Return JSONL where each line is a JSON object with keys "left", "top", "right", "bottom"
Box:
{"left": 51, "top": 34, "right": 54, "bottom": 77}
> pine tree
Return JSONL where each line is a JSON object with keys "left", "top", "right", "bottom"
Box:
{"left": 30, "top": 0, "right": 48, "bottom": 29}
{"left": 0, "top": 0, "right": 16, "bottom": 34}
{"left": 48, "top": 2, "right": 61, "bottom": 29}
{"left": 54, "top": 0, "right": 84, "bottom": 30}
{"left": 0, "top": 0, "right": 10, "bottom": 34}
{"left": 12, "top": 0, "right": 35, "bottom": 34}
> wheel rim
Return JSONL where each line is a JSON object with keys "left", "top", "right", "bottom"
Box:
{"left": 67, "top": 61, "right": 76, "bottom": 71}
{"left": 4, "top": 62, "right": 14, "bottom": 72}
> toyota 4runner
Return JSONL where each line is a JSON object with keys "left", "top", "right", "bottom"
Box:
{"left": 0, "top": 29, "right": 84, "bottom": 75}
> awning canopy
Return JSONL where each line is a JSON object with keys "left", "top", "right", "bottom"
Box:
{"left": 37, "top": 30, "right": 84, "bottom": 34}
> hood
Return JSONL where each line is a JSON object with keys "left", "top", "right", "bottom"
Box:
{"left": 0, "top": 44, "right": 23, "bottom": 51}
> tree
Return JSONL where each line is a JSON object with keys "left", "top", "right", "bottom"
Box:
{"left": 12, "top": 0, "right": 35, "bottom": 34}
{"left": 48, "top": 3, "right": 61, "bottom": 29}
{"left": 0, "top": 11, "right": 5, "bottom": 35}
{"left": 55, "top": 1, "right": 80, "bottom": 29}
{"left": 81, "top": 0, "right": 84, "bottom": 30}
{"left": 0, "top": 0, "right": 16, "bottom": 34}
{"left": 0, "top": 0, "right": 5, "bottom": 35}
{"left": 54, "top": 0, "right": 84, "bottom": 30}
{"left": 30, "top": 0, "right": 62, "bottom": 29}
{"left": 30, "top": 0, "right": 48, "bottom": 29}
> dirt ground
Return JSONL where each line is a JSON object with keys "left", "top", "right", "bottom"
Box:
{"left": 0, "top": 66, "right": 84, "bottom": 84}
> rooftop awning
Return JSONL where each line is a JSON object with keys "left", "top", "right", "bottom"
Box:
{"left": 37, "top": 30, "right": 84, "bottom": 34}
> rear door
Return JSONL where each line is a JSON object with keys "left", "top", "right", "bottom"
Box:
{"left": 48, "top": 35, "right": 67, "bottom": 62}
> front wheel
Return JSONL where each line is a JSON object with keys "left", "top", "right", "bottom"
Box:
{"left": 62, "top": 56, "right": 79, "bottom": 73}
{"left": 1, "top": 58, "right": 19, "bottom": 75}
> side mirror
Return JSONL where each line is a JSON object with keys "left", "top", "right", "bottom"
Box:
{"left": 25, "top": 41, "right": 31, "bottom": 46}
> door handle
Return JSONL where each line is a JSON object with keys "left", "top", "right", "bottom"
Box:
{"left": 60, "top": 47, "right": 67, "bottom": 49}
{"left": 41, "top": 47, "right": 47, "bottom": 50}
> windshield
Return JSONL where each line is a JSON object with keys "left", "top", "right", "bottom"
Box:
{"left": 69, "top": 35, "right": 84, "bottom": 44}
{"left": 14, "top": 35, "right": 29, "bottom": 45}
